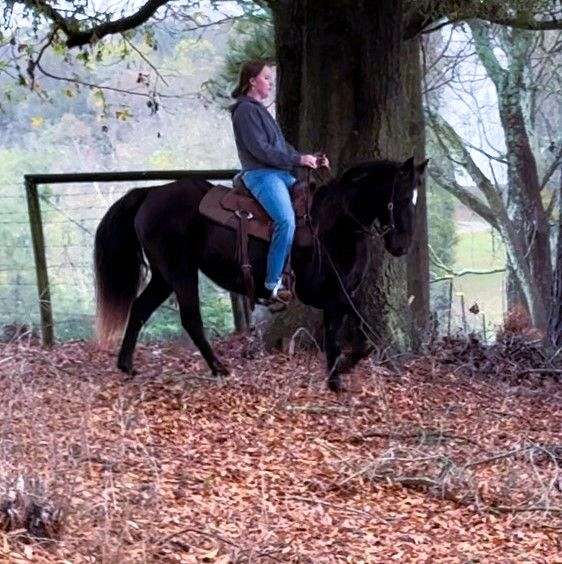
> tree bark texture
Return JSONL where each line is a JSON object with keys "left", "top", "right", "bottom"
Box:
{"left": 269, "top": 0, "right": 427, "bottom": 350}
{"left": 548, "top": 169, "right": 562, "bottom": 347}
{"left": 403, "top": 37, "right": 430, "bottom": 348}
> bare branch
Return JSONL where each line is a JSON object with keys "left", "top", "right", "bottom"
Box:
{"left": 479, "top": 14, "right": 562, "bottom": 32}
{"left": 541, "top": 144, "right": 562, "bottom": 190}
{"left": 429, "top": 166, "right": 499, "bottom": 229}
{"left": 469, "top": 21, "right": 507, "bottom": 87}
{"left": 26, "top": 31, "right": 56, "bottom": 90}
{"left": 15, "top": 0, "right": 74, "bottom": 36}
{"left": 405, "top": 1, "right": 562, "bottom": 39}
{"left": 427, "top": 109, "right": 505, "bottom": 213}
{"left": 121, "top": 35, "right": 169, "bottom": 87}
{"left": 35, "top": 60, "right": 189, "bottom": 99}
{"left": 11, "top": 0, "right": 171, "bottom": 48}
{"left": 429, "top": 244, "right": 505, "bottom": 282}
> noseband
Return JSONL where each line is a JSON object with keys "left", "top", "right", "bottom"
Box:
{"left": 385, "top": 175, "right": 397, "bottom": 233}
{"left": 372, "top": 173, "right": 398, "bottom": 237}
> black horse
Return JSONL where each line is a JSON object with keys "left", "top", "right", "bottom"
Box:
{"left": 94, "top": 157, "right": 427, "bottom": 392}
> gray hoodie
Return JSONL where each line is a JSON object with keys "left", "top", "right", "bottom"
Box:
{"left": 230, "top": 95, "right": 301, "bottom": 172}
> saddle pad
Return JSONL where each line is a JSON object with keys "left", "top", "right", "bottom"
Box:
{"left": 199, "top": 184, "right": 313, "bottom": 247}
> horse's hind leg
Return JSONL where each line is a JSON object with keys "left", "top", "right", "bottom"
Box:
{"left": 174, "top": 272, "right": 229, "bottom": 377}
{"left": 117, "top": 270, "right": 171, "bottom": 375}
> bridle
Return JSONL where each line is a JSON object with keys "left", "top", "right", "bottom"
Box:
{"left": 304, "top": 165, "right": 414, "bottom": 343}
{"left": 339, "top": 170, "right": 400, "bottom": 240}
{"left": 386, "top": 174, "right": 398, "bottom": 233}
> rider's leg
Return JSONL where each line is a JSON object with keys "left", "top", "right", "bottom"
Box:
{"left": 243, "top": 169, "right": 296, "bottom": 296}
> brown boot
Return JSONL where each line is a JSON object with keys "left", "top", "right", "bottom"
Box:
{"left": 270, "top": 287, "right": 293, "bottom": 304}
{"left": 264, "top": 283, "right": 293, "bottom": 305}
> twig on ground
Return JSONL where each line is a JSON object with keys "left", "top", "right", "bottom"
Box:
{"left": 156, "top": 526, "right": 240, "bottom": 550}
{"left": 285, "top": 495, "right": 390, "bottom": 523}
{"left": 490, "top": 505, "right": 562, "bottom": 515}
{"left": 350, "top": 427, "right": 478, "bottom": 446}
{"left": 464, "top": 447, "right": 530, "bottom": 469}
{"left": 284, "top": 405, "right": 350, "bottom": 414}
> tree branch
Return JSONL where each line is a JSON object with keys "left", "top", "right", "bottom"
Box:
{"left": 427, "top": 109, "right": 505, "bottom": 213}
{"left": 480, "top": 14, "right": 562, "bottom": 32}
{"left": 541, "top": 144, "right": 562, "bottom": 190}
{"left": 429, "top": 244, "right": 505, "bottom": 282}
{"left": 35, "top": 60, "right": 189, "bottom": 99}
{"left": 16, "top": 0, "right": 74, "bottom": 36}
{"left": 469, "top": 20, "right": 507, "bottom": 87}
{"left": 16, "top": 0, "right": 562, "bottom": 53}
{"left": 429, "top": 166, "right": 499, "bottom": 229}
{"left": 404, "top": 1, "right": 562, "bottom": 39}
{"left": 67, "top": 0, "right": 170, "bottom": 47}
{"left": 122, "top": 35, "right": 169, "bottom": 87}
{"left": 13, "top": 0, "right": 172, "bottom": 48}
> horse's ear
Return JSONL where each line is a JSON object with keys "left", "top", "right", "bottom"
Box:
{"left": 416, "top": 158, "right": 429, "bottom": 175}
{"left": 401, "top": 156, "right": 415, "bottom": 172}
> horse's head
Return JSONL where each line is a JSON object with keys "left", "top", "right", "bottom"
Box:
{"left": 341, "top": 157, "right": 428, "bottom": 257}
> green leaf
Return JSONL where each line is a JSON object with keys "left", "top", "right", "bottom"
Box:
{"left": 115, "top": 107, "right": 133, "bottom": 121}
{"left": 76, "top": 51, "right": 90, "bottom": 64}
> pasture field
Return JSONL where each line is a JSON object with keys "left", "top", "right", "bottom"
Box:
{"left": 0, "top": 336, "right": 560, "bottom": 562}
{"left": 433, "top": 229, "right": 507, "bottom": 336}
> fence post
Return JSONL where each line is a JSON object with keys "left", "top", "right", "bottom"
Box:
{"left": 447, "top": 278, "right": 453, "bottom": 336}
{"left": 25, "top": 177, "right": 54, "bottom": 346}
{"left": 230, "top": 293, "right": 252, "bottom": 332}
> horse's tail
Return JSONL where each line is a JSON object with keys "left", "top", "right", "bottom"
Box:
{"left": 94, "top": 187, "right": 149, "bottom": 345}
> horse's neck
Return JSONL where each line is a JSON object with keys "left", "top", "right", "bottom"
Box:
{"left": 311, "top": 188, "right": 367, "bottom": 276}
{"left": 310, "top": 183, "right": 346, "bottom": 237}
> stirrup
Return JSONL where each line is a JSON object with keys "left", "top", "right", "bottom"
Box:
{"left": 257, "top": 283, "right": 293, "bottom": 309}
{"left": 270, "top": 287, "right": 293, "bottom": 304}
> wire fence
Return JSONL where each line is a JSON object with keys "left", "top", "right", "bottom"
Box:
{"left": 0, "top": 177, "right": 237, "bottom": 343}
{"left": 430, "top": 275, "right": 506, "bottom": 343}
{"left": 0, "top": 178, "right": 507, "bottom": 344}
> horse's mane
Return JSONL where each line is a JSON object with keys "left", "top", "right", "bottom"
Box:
{"left": 338, "top": 159, "right": 401, "bottom": 186}
{"left": 310, "top": 159, "right": 401, "bottom": 231}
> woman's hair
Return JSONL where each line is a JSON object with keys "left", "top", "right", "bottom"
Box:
{"left": 231, "top": 59, "right": 272, "bottom": 98}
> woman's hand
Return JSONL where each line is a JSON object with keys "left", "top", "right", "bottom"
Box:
{"left": 299, "top": 154, "right": 318, "bottom": 168}
{"left": 316, "top": 154, "right": 330, "bottom": 169}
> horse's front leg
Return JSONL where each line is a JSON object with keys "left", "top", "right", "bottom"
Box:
{"left": 326, "top": 315, "right": 374, "bottom": 392}
{"left": 333, "top": 321, "right": 374, "bottom": 375}
{"left": 323, "top": 305, "right": 347, "bottom": 392}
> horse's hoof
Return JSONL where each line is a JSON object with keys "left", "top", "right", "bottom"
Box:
{"left": 327, "top": 377, "right": 345, "bottom": 394}
{"left": 117, "top": 362, "right": 137, "bottom": 376}
{"left": 212, "top": 361, "right": 230, "bottom": 377}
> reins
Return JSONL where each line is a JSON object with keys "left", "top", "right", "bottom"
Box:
{"left": 306, "top": 168, "right": 402, "bottom": 345}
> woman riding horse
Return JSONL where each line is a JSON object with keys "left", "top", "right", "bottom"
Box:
{"left": 94, "top": 58, "right": 427, "bottom": 392}
{"left": 230, "top": 60, "right": 329, "bottom": 304}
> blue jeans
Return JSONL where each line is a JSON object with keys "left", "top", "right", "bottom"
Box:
{"left": 243, "top": 168, "right": 297, "bottom": 290}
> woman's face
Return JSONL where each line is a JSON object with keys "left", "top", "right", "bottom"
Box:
{"left": 249, "top": 66, "right": 273, "bottom": 101}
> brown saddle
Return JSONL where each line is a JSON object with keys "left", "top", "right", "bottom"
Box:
{"left": 198, "top": 169, "right": 328, "bottom": 308}
{"left": 199, "top": 177, "right": 314, "bottom": 247}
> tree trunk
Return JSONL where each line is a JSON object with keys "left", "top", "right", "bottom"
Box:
{"left": 470, "top": 23, "right": 551, "bottom": 331}
{"left": 403, "top": 37, "right": 430, "bottom": 348}
{"left": 274, "top": 0, "right": 304, "bottom": 147}
{"left": 501, "top": 94, "right": 551, "bottom": 329}
{"left": 270, "top": 0, "right": 424, "bottom": 350}
{"left": 548, "top": 168, "right": 562, "bottom": 347}
{"left": 505, "top": 258, "right": 528, "bottom": 314}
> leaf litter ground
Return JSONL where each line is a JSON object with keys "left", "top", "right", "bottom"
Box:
{"left": 0, "top": 334, "right": 560, "bottom": 562}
